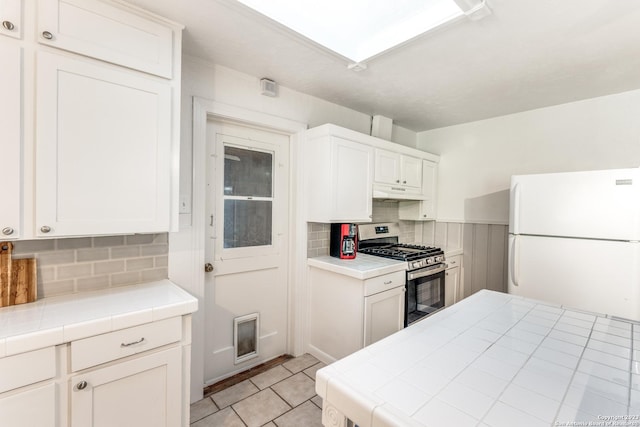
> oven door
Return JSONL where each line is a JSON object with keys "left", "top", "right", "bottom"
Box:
{"left": 405, "top": 264, "right": 446, "bottom": 326}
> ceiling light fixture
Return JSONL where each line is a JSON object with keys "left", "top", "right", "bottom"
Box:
{"left": 236, "top": 0, "right": 491, "bottom": 69}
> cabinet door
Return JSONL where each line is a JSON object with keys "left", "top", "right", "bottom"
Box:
{"left": 38, "top": 0, "right": 174, "bottom": 78}
{"left": 0, "top": 0, "right": 21, "bottom": 39}
{"left": 332, "top": 138, "right": 373, "bottom": 221}
{"left": 71, "top": 346, "right": 181, "bottom": 427}
{"left": 0, "top": 41, "right": 21, "bottom": 238}
{"left": 445, "top": 265, "right": 460, "bottom": 307}
{"left": 422, "top": 160, "right": 437, "bottom": 202}
{"left": 374, "top": 149, "right": 400, "bottom": 185}
{"left": 0, "top": 383, "right": 57, "bottom": 427}
{"left": 35, "top": 51, "right": 171, "bottom": 237}
{"left": 401, "top": 155, "right": 422, "bottom": 188}
{"left": 364, "top": 286, "right": 405, "bottom": 346}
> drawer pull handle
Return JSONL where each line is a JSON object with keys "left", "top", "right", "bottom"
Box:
{"left": 75, "top": 380, "right": 88, "bottom": 391}
{"left": 42, "top": 30, "right": 53, "bottom": 40}
{"left": 2, "top": 21, "right": 15, "bottom": 31}
{"left": 384, "top": 280, "right": 392, "bottom": 285}
{"left": 121, "top": 337, "right": 145, "bottom": 347}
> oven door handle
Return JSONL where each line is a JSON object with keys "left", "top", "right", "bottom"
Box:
{"left": 407, "top": 264, "right": 447, "bottom": 281}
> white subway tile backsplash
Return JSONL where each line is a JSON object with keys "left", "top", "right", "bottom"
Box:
{"left": 77, "top": 275, "right": 110, "bottom": 291}
{"left": 111, "top": 246, "right": 141, "bottom": 259}
{"left": 11, "top": 233, "right": 169, "bottom": 299}
{"left": 77, "top": 248, "right": 110, "bottom": 262}
{"left": 126, "top": 257, "right": 155, "bottom": 271}
{"left": 94, "top": 260, "right": 126, "bottom": 275}
{"left": 93, "top": 235, "right": 125, "bottom": 247}
{"left": 58, "top": 264, "right": 93, "bottom": 280}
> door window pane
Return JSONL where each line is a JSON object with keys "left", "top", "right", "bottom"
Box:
{"left": 224, "top": 200, "right": 272, "bottom": 248}
{"left": 224, "top": 146, "right": 273, "bottom": 197}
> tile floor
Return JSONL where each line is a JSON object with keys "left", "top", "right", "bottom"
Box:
{"left": 190, "top": 354, "right": 325, "bottom": 427}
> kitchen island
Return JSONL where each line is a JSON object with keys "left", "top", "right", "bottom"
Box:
{"left": 316, "top": 290, "right": 640, "bottom": 427}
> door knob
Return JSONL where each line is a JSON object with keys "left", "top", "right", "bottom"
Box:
{"left": 204, "top": 263, "right": 214, "bottom": 272}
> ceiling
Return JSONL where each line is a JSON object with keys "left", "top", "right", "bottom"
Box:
{"left": 127, "top": 0, "right": 640, "bottom": 132}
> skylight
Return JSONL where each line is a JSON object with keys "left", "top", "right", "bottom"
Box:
{"left": 236, "top": 0, "right": 487, "bottom": 64}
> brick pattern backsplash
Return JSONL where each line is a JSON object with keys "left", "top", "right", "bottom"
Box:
{"left": 307, "top": 201, "right": 416, "bottom": 257}
{"left": 11, "top": 234, "right": 168, "bottom": 298}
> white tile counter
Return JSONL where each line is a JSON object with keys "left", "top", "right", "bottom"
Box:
{"left": 316, "top": 290, "right": 640, "bottom": 427}
{"left": 0, "top": 279, "right": 197, "bottom": 358}
{"left": 307, "top": 254, "right": 407, "bottom": 280}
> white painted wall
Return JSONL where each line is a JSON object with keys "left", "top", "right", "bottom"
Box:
{"left": 170, "top": 55, "right": 418, "bottom": 400}
{"left": 417, "top": 89, "right": 640, "bottom": 224}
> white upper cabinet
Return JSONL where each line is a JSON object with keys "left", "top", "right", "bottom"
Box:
{"left": 0, "top": 0, "right": 21, "bottom": 39}
{"left": 374, "top": 150, "right": 421, "bottom": 189}
{"left": 399, "top": 160, "right": 439, "bottom": 221}
{"left": 37, "top": 0, "right": 174, "bottom": 78}
{"left": 373, "top": 149, "right": 423, "bottom": 198}
{"left": 303, "top": 124, "right": 439, "bottom": 223}
{"left": 0, "top": 42, "right": 21, "bottom": 239}
{"left": 306, "top": 136, "right": 373, "bottom": 223}
{"left": 35, "top": 52, "right": 171, "bottom": 237}
{"left": 1, "top": 0, "right": 182, "bottom": 239}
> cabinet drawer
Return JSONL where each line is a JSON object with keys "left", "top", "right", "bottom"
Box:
{"left": 0, "top": 347, "right": 56, "bottom": 393}
{"left": 71, "top": 317, "right": 181, "bottom": 371}
{"left": 364, "top": 271, "right": 405, "bottom": 297}
{"left": 38, "top": 0, "right": 174, "bottom": 78}
{"left": 447, "top": 255, "right": 462, "bottom": 269}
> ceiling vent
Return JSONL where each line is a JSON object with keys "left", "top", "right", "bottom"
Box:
{"left": 260, "top": 78, "right": 278, "bottom": 97}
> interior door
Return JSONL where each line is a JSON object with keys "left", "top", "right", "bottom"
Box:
{"left": 204, "top": 121, "right": 290, "bottom": 383}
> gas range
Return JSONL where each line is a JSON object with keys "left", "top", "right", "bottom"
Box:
{"left": 358, "top": 244, "right": 444, "bottom": 271}
{"left": 357, "top": 223, "right": 445, "bottom": 271}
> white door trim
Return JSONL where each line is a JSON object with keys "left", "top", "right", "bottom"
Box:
{"left": 188, "top": 97, "right": 307, "bottom": 397}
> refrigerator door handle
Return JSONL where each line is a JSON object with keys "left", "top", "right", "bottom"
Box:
{"left": 511, "top": 183, "right": 521, "bottom": 235}
{"left": 510, "top": 235, "right": 520, "bottom": 287}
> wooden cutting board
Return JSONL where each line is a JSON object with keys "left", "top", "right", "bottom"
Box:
{"left": 0, "top": 242, "right": 37, "bottom": 307}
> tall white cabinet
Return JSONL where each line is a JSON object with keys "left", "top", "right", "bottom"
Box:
{"left": 0, "top": 0, "right": 183, "bottom": 239}
{"left": 0, "top": 41, "right": 21, "bottom": 239}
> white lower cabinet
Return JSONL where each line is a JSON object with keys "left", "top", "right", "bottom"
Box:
{"left": 0, "top": 347, "right": 58, "bottom": 427}
{"left": 445, "top": 255, "right": 462, "bottom": 307}
{"left": 308, "top": 267, "right": 405, "bottom": 363}
{"left": 70, "top": 347, "right": 181, "bottom": 427}
{"left": 0, "top": 383, "right": 57, "bottom": 427}
{"left": 364, "top": 286, "right": 405, "bottom": 346}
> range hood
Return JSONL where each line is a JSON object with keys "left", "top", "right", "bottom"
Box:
{"left": 372, "top": 184, "right": 426, "bottom": 201}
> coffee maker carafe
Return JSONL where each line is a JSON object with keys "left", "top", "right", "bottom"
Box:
{"left": 330, "top": 223, "right": 358, "bottom": 259}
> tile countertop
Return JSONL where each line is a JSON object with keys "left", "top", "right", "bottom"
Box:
{"left": 307, "top": 254, "right": 407, "bottom": 280}
{"left": 0, "top": 279, "right": 198, "bottom": 358}
{"left": 316, "top": 290, "right": 640, "bottom": 427}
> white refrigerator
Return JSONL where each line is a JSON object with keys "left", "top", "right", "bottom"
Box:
{"left": 508, "top": 167, "right": 640, "bottom": 320}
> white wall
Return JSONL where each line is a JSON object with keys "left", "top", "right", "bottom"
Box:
{"left": 417, "top": 89, "right": 640, "bottom": 224}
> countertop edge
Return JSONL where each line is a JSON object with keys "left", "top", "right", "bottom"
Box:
{"left": 0, "top": 279, "right": 198, "bottom": 359}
